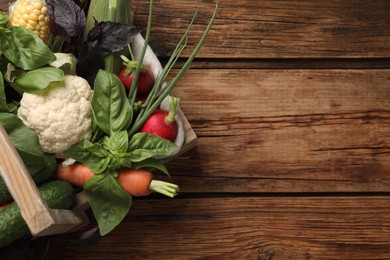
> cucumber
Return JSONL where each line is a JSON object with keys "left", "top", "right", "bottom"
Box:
{"left": 0, "top": 180, "right": 75, "bottom": 248}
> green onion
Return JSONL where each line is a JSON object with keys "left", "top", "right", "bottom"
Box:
{"left": 128, "top": 1, "right": 218, "bottom": 137}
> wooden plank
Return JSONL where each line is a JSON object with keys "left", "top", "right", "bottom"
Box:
{"left": 162, "top": 69, "right": 390, "bottom": 193}
{"left": 0, "top": 0, "right": 7, "bottom": 12}
{"left": 131, "top": 0, "right": 390, "bottom": 59}
{"left": 46, "top": 197, "right": 390, "bottom": 259}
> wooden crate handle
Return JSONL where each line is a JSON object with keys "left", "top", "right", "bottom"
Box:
{"left": 0, "top": 124, "right": 88, "bottom": 237}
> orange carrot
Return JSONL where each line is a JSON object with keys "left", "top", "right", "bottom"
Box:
{"left": 56, "top": 163, "right": 95, "bottom": 187}
{"left": 117, "top": 168, "right": 153, "bottom": 196}
{"left": 56, "top": 163, "right": 179, "bottom": 198}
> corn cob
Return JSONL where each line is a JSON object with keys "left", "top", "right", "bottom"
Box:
{"left": 8, "top": 0, "right": 50, "bottom": 43}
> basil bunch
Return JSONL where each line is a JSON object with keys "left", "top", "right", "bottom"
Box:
{"left": 65, "top": 70, "right": 177, "bottom": 235}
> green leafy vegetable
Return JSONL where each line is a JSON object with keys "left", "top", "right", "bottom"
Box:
{"left": 92, "top": 69, "right": 133, "bottom": 135}
{"left": 84, "top": 173, "right": 132, "bottom": 236}
{"left": 0, "top": 27, "right": 56, "bottom": 70}
{"left": 0, "top": 73, "right": 7, "bottom": 112}
{"left": 15, "top": 67, "right": 64, "bottom": 93}
{"left": 64, "top": 139, "right": 110, "bottom": 174}
{"left": 131, "top": 158, "right": 170, "bottom": 176}
{"left": 0, "top": 11, "right": 8, "bottom": 27}
{"left": 125, "top": 132, "right": 177, "bottom": 162}
{"left": 104, "top": 131, "right": 129, "bottom": 155}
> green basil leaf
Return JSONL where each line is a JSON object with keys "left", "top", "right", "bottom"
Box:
{"left": 0, "top": 27, "right": 56, "bottom": 70}
{"left": 126, "top": 132, "right": 177, "bottom": 162}
{"left": 15, "top": 67, "right": 64, "bottom": 93}
{"left": 0, "top": 73, "right": 7, "bottom": 112}
{"left": 131, "top": 158, "right": 170, "bottom": 176}
{"left": 92, "top": 70, "right": 132, "bottom": 135}
{"left": 116, "top": 157, "right": 132, "bottom": 169}
{"left": 0, "top": 11, "right": 8, "bottom": 27}
{"left": 106, "top": 131, "right": 129, "bottom": 155}
{"left": 64, "top": 139, "right": 110, "bottom": 174}
{"left": 84, "top": 174, "right": 132, "bottom": 236}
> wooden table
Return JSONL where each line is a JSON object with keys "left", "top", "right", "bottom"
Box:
{"left": 2, "top": 0, "right": 390, "bottom": 259}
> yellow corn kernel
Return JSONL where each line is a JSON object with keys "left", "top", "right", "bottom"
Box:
{"left": 28, "top": 20, "right": 38, "bottom": 26}
{"left": 33, "top": 9, "right": 41, "bottom": 16}
{"left": 22, "top": 13, "right": 29, "bottom": 21}
{"left": 17, "top": 19, "right": 27, "bottom": 27}
{"left": 29, "top": 13, "right": 38, "bottom": 21}
{"left": 26, "top": 23, "right": 34, "bottom": 30}
{"left": 33, "top": 2, "right": 42, "bottom": 10}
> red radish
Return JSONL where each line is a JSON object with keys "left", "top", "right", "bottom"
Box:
{"left": 119, "top": 55, "right": 155, "bottom": 95}
{"left": 140, "top": 96, "right": 180, "bottom": 142}
{"left": 56, "top": 163, "right": 179, "bottom": 198}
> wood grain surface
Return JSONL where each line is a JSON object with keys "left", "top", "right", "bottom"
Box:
{"left": 47, "top": 197, "right": 390, "bottom": 259}
{"left": 165, "top": 69, "right": 390, "bottom": 193}
{"left": 131, "top": 0, "right": 390, "bottom": 59}
{"left": 1, "top": 0, "right": 390, "bottom": 259}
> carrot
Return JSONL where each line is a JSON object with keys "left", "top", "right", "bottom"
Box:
{"left": 56, "top": 163, "right": 95, "bottom": 187}
{"left": 117, "top": 168, "right": 179, "bottom": 198}
{"left": 56, "top": 163, "right": 179, "bottom": 198}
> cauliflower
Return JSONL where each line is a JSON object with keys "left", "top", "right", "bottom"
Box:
{"left": 17, "top": 75, "right": 93, "bottom": 158}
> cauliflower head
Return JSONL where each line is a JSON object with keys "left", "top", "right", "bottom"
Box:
{"left": 17, "top": 75, "right": 93, "bottom": 158}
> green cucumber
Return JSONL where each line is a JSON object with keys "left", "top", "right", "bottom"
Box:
{"left": 0, "top": 180, "right": 75, "bottom": 248}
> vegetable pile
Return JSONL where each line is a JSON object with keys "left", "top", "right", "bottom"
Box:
{"left": 0, "top": 0, "right": 217, "bottom": 242}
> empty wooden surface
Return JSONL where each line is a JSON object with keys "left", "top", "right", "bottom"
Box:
{"left": 2, "top": 0, "right": 390, "bottom": 259}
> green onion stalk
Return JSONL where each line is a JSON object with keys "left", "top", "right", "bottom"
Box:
{"left": 128, "top": 1, "right": 218, "bottom": 137}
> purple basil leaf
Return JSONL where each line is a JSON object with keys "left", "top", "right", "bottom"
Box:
{"left": 47, "top": 0, "right": 86, "bottom": 40}
{"left": 87, "top": 21, "right": 141, "bottom": 56}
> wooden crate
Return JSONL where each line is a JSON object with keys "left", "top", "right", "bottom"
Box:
{"left": 0, "top": 32, "right": 197, "bottom": 237}
{"left": 0, "top": 114, "right": 196, "bottom": 237}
